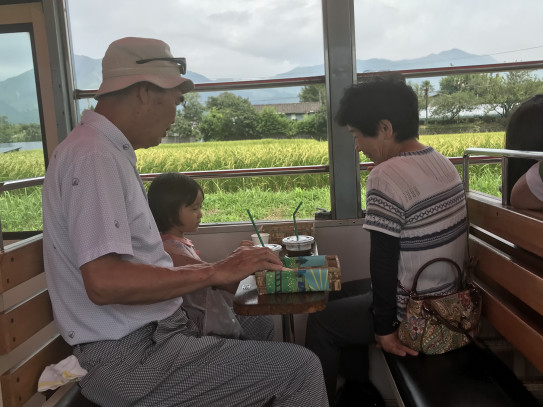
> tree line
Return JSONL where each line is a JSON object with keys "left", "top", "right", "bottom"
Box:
{"left": 410, "top": 70, "right": 543, "bottom": 123}
{"left": 0, "top": 116, "right": 41, "bottom": 143}
{"left": 170, "top": 69, "right": 543, "bottom": 141}
{"left": 168, "top": 91, "right": 327, "bottom": 142}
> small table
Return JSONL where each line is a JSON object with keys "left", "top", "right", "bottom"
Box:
{"left": 233, "top": 275, "right": 328, "bottom": 343}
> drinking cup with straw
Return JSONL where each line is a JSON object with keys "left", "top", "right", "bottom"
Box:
{"left": 293, "top": 201, "right": 303, "bottom": 240}
{"left": 247, "top": 209, "right": 265, "bottom": 247}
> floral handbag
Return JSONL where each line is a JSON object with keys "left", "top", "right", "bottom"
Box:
{"left": 398, "top": 257, "right": 482, "bottom": 355}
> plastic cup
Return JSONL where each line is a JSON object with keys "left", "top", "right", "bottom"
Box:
{"left": 251, "top": 233, "right": 269, "bottom": 246}
{"left": 258, "top": 243, "right": 282, "bottom": 255}
{"left": 282, "top": 235, "right": 314, "bottom": 257}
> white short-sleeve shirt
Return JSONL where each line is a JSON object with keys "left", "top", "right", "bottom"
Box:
{"left": 525, "top": 161, "right": 543, "bottom": 202}
{"left": 42, "top": 110, "right": 182, "bottom": 345}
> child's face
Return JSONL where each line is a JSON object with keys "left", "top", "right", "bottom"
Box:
{"left": 177, "top": 190, "right": 203, "bottom": 233}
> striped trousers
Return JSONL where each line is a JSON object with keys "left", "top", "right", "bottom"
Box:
{"left": 74, "top": 306, "right": 328, "bottom": 407}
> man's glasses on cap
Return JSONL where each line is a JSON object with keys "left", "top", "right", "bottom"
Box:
{"left": 136, "top": 57, "right": 186, "bottom": 75}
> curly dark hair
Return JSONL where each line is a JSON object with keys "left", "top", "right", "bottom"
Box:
{"left": 335, "top": 74, "right": 419, "bottom": 141}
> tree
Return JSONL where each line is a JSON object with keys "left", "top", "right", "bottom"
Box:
{"left": 411, "top": 80, "right": 434, "bottom": 124}
{"left": 482, "top": 71, "right": 543, "bottom": 117}
{"left": 199, "top": 92, "right": 259, "bottom": 141}
{"left": 432, "top": 74, "right": 480, "bottom": 121}
{"left": 0, "top": 116, "right": 15, "bottom": 143}
{"left": 293, "top": 104, "right": 328, "bottom": 140}
{"left": 257, "top": 107, "right": 292, "bottom": 138}
{"left": 18, "top": 123, "right": 42, "bottom": 142}
{"left": 432, "top": 92, "right": 476, "bottom": 121}
{"left": 167, "top": 92, "right": 204, "bottom": 140}
{"left": 299, "top": 84, "right": 326, "bottom": 103}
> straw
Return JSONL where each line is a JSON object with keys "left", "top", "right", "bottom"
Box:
{"left": 293, "top": 201, "right": 303, "bottom": 240}
{"left": 247, "top": 209, "right": 265, "bottom": 247}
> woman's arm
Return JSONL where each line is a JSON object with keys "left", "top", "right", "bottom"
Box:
{"left": 369, "top": 230, "right": 418, "bottom": 357}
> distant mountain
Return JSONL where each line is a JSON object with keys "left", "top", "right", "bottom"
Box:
{"left": 277, "top": 48, "right": 498, "bottom": 77}
{"left": 0, "top": 49, "right": 499, "bottom": 124}
{"left": 0, "top": 70, "right": 40, "bottom": 123}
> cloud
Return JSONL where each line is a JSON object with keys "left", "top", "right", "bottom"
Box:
{"left": 3, "top": 0, "right": 543, "bottom": 82}
{"left": 67, "top": 0, "right": 324, "bottom": 79}
{"left": 353, "top": 0, "right": 543, "bottom": 63}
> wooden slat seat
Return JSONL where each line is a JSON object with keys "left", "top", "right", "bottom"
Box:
{"left": 383, "top": 191, "right": 543, "bottom": 407}
{"left": 0, "top": 235, "right": 97, "bottom": 407}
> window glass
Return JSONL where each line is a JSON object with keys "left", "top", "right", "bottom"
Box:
{"left": 354, "top": 0, "right": 543, "bottom": 203}
{"left": 0, "top": 30, "right": 44, "bottom": 233}
{"left": 354, "top": 0, "right": 543, "bottom": 70}
{"left": 67, "top": 0, "right": 329, "bottom": 222}
{"left": 0, "top": 31, "right": 44, "bottom": 178}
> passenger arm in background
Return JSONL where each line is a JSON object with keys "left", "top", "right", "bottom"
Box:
{"left": 510, "top": 172, "right": 543, "bottom": 210}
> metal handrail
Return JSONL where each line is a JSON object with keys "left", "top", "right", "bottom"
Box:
{"left": 74, "top": 60, "right": 543, "bottom": 100}
{"left": 0, "top": 154, "right": 503, "bottom": 249}
{"left": 462, "top": 148, "right": 543, "bottom": 204}
{"left": 0, "top": 155, "right": 501, "bottom": 191}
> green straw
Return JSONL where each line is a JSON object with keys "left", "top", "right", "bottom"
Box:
{"left": 247, "top": 209, "right": 265, "bottom": 247}
{"left": 293, "top": 201, "right": 303, "bottom": 240}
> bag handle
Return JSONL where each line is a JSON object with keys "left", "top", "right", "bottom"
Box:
{"left": 410, "top": 257, "right": 462, "bottom": 294}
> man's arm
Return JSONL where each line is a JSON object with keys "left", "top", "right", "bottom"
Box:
{"left": 81, "top": 245, "right": 282, "bottom": 305}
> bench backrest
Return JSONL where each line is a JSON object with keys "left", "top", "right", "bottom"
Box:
{"left": 0, "top": 234, "right": 72, "bottom": 407}
{"left": 467, "top": 191, "right": 543, "bottom": 373}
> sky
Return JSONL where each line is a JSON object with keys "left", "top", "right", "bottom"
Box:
{"left": 1, "top": 0, "right": 543, "bottom": 82}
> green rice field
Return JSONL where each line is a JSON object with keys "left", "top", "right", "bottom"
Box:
{"left": 0, "top": 132, "right": 505, "bottom": 231}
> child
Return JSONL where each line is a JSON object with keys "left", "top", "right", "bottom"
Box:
{"left": 148, "top": 172, "right": 275, "bottom": 341}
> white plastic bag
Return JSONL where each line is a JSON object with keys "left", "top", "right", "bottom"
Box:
{"left": 203, "top": 287, "right": 244, "bottom": 339}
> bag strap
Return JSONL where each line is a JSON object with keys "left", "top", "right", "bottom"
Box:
{"left": 423, "top": 300, "right": 487, "bottom": 349}
{"left": 410, "top": 258, "right": 462, "bottom": 293}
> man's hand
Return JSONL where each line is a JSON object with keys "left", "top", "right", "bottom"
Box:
{"left": 210, "top": 245, "right": 284, "bottom": 286}
{"left": 375, "top": 331, "right": 418, "bottom": 357}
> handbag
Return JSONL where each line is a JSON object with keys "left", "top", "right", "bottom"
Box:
{"left": 398, "top": 257, "right": 482, "bottom": 355}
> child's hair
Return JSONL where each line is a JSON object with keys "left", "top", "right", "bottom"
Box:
{"left": 148, "top": 172, "right": 204, "bottom": 233}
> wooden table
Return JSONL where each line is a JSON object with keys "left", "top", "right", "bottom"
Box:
{"left": 233, "top": 274, "right": 328, "bottom": 343}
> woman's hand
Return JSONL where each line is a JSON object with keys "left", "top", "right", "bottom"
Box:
{"left": 375, "top": 330, "right": 418, "bottom": 357}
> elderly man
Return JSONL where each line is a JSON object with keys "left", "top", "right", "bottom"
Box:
{"left": 42, "top": 37, "right": 328, "bottom": 407}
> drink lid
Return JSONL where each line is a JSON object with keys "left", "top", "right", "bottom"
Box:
{"left": 282, "top": 235, "right": 314, "bottom": 245}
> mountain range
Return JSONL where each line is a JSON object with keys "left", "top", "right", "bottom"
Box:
{"left": 0, "top": 49, "right": 497, "bottom": 124}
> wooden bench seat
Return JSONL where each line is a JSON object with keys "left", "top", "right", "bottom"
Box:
{"left": 382, "top": 191, "right": 543, "bottom": 407}
{"left": 0, "top": 234, "right": 97, "bottom": 407}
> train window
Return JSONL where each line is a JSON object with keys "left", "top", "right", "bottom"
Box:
{"left": 66, "top": 0, "right": 329, "bottom": 222}
{"left": 0, "top": 29, "right": 45, "bottom": 179}
{"left": 353, "top": 1, "right": 543, "bottom": 69}
{"left": 353, "top": 0, "right": 543, "bottom": 202}
{"left": 0, "top": 20, "right": 48, "bottom": 235}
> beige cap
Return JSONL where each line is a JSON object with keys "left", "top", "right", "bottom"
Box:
{"left": 94, "top": 37, "right": 194, "bottom": 100}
